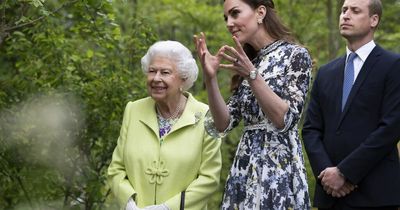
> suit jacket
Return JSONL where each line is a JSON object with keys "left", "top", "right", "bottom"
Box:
{"left": 107, "top": 93, "right": 222, "bottom": 210}
{"left": 302, "top": 45, "right": 400, "bottom": 208}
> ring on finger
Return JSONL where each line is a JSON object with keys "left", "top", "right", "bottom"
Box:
{"left": 234, "top": 58, "right": 239, "bottom": 63}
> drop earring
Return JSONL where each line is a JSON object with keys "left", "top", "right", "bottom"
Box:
{"left": 257, "top": 19, "right": 262, "bottom": 24}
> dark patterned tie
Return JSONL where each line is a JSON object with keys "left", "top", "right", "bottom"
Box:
{"left": 342, "top": 52, "right": 357, "bottom": 110}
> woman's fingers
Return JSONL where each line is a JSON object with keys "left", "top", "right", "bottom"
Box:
{"left": 232, "top": 36, "right": 246, "bottom": 55}
{"left": 221, "top": 43, "right": 249, "bottom": 69}
{"left": 219, "top": 64, "right": 241, "bottom": 73}
{"left": 219, "top": 52, "right": 238, "bottom": 64}
{"left": 222, "top": 45, "right": 240, "bottom": 59}
{"left": 193, "top": 35, "right": 201, "bottom": 56}
{"left": 193, "top": 32, "right": 210, "bottom": 55}
{"left": 200, "top": 32, "right": 206, "bottom": 41}
{"left": 219, "top": 64, "right": 249, "bottom": 77}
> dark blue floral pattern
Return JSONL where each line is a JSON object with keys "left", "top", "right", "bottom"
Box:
{"left": 157, "top": 115, "right": 177, "bottom": 138}
{"left": 205, "top": 40, "right": 312, "bottom": 210}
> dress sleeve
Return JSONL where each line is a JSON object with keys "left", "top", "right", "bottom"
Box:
{"left": 204, "top": 89, "right": 243, "bottom": 138}
{"left": 275, "top": 46, "right": 312, "bottom": 133}
{"left": 107, "top": 102, "right": 136, "bottom": 207}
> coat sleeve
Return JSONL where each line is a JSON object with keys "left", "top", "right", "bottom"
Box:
{"left": 107, "top": 102, "right": 136, "bottom": 207}
{"left": 337, "top": 57, "right": 400, "bottom": 184}
{"left": 164, "top": 129, "right": 222, "bottom": 210}
{"left": 302, "top": 70, "right": 334, "bottom": 180}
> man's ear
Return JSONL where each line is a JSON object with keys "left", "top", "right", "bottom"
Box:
{"left": 370, "top": 14, "right": 379, "bottom": 28}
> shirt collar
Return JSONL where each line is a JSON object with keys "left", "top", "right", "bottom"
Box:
{"left": 346, "top": 40, "right": 376, "bottom": 62}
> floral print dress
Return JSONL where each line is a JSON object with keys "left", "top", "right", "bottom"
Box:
{"left": 205, "top": 40, "right": 312, "bottom": 210}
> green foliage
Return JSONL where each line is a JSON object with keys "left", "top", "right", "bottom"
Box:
{"left": 135, "top": 0, "right": 234, "bottom": 99}
{"left": 1, "top": 0, "right": 400, "bottom": 209}
{"left": 0, "top": 0, "right": 156, "bottom": 209}
{"left": 375, "top": 0, "right": 400, "bottom": 52}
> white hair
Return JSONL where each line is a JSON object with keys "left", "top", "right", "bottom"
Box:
{"left": 141, "top": 40, "right": 198, "bottom": 91}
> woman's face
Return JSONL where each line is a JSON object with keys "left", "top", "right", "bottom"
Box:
{"left": 146, "top": 56, "right": 183, "bottom": 103}
{"left": 223, "top": 0, "right": 259, "bottom": 43}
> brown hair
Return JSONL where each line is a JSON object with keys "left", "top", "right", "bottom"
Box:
{"left": 229, "top": 0, "right": 295, "bottom": 92}
{"left": 368, "top": 0, "right": 382, "bottom": 27}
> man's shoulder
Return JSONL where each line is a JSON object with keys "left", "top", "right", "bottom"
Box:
{"left": 318, "top": 56, "right": 344, "bottom": 73}
{"left": 375, "top": 45, "right": 400, "bottom": 60}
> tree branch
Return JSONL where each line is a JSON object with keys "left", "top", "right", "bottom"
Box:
{"left": 3, "top": 0, "right": 79, "bottom": 33}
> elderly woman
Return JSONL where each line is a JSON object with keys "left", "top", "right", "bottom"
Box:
{"left": 107, "top": 40, "right": 222, "bottom": 210}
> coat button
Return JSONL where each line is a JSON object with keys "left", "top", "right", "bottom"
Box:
{"left": 145, "top": 160, "right": 169, "bottom": 184}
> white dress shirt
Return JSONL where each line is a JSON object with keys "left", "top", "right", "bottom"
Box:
{"left": 346, "top": 40, "right": 376, "bottom": 83}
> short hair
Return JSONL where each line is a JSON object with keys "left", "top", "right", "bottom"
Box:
{"left": 141, "top": 41, "right": 198, "bottom": 91}
{"left": 369, "top": 0, "right": 382, "bottom": 25}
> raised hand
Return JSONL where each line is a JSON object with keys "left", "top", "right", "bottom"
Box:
{"left": 193, "top": 32, "right": 222, "bottom": 80}
{"left": 219, "top": 36, "right": 256, "bottom": 78}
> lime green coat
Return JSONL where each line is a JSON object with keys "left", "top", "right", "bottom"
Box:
{"left": 107, "top": 93, "right": 222, "bottom": 210}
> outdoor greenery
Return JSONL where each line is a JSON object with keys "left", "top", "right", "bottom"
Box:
{"left": 0, "top": 0, "right": 399, "bottom": 209}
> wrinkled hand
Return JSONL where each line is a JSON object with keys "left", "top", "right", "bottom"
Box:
{"left": 193, "top": 32, "right": 223, "bottom": 80}
{"left": 319, "top": 167, "right": 356, "bottom": 197}
{"left": 143, "top": 204, "right": 170, "bottom": 210}
{"left": 218, "top": 36, "right": 256, "bottom": 78}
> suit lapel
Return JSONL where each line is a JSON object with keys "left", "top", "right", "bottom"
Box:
{"left": 337, "top": 46, "right": 382, "bottom": 128}
{"left": 335, "top": 56, "right": 347, "bottom": 117}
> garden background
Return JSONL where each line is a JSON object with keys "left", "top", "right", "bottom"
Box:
{"left": 1, "top": 0, "right": 399, "bottom": 209}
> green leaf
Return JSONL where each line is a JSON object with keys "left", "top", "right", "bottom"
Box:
{"left": 30, "top": 0, "right": 45, "bottom": 7}
{"left": 86, "top": 49, "right": 94, "bottom": 58}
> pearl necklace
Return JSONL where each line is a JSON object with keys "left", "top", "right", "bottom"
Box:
{"left": 156, "top": 96, "right": 185, "bottom": 120}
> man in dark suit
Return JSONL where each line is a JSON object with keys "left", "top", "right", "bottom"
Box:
{"left": 302, "top": 0, "right": 400, "bottom": 209}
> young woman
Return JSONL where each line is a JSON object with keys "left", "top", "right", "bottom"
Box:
{"left": 194, "top": 0, "right": 312, "bottom": 209}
